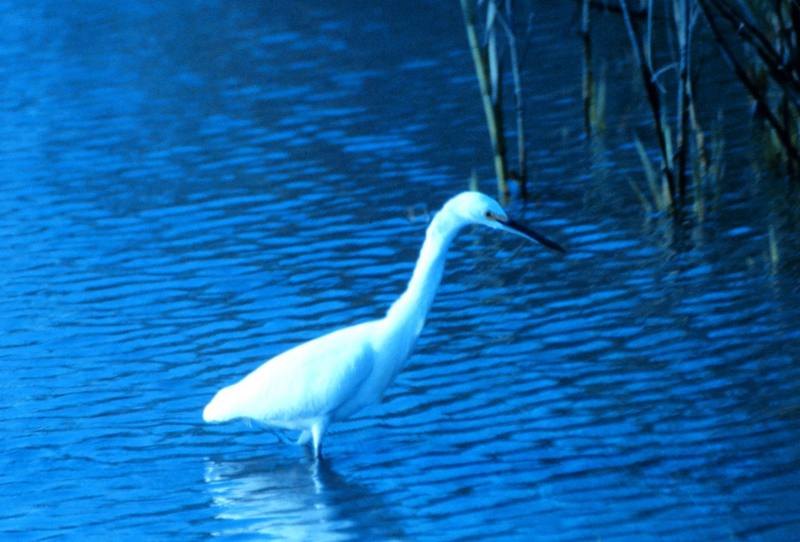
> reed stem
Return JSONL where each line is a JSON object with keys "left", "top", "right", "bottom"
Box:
{"left": 459, "top": 0, "right": 509, "bottom": 201}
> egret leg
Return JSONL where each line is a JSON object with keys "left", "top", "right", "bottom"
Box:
{"left": 310, "top": 420, "right": 327, "bottom": 460}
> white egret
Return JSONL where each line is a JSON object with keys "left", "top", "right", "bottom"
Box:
{"left": 203, "top": 191, "right": 564, "bottom": 458}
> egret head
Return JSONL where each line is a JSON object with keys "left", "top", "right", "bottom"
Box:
{"left": 447, "top": 191, "right": 565, "bottom": 253}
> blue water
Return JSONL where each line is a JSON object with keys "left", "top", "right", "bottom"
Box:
{"left": 2, "top": 1, "right": 800, "bottom": 540}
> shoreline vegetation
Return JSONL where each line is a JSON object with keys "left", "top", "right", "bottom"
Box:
{"left": 459, "top": 0, "right": 799, "bottom": 218}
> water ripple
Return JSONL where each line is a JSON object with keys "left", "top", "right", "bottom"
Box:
{"left": 1, "top": 1, "right": 799, "bottom": 541}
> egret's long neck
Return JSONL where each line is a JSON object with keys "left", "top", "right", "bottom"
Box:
{"left": 384, "top": 208, "right": 462, "bottom": 336}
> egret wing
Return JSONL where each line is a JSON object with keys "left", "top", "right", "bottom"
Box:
{"left": 231, "top": 322, "right": 376, "bottom": 424}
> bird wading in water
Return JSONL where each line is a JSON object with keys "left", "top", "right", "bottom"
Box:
{"left": 202, "top": 191, "right": 565, "bottom": 459}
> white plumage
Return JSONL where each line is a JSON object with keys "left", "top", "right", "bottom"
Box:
{"left": 203, "top": 191, "right": 564, "bottom": 459}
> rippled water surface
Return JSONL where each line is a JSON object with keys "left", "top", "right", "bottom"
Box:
{"left": 2, "top": 1, "right": 800, "bottom": 540}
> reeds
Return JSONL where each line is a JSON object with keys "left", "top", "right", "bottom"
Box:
{"left": 619, "top": 0, "right": 681, "bottom": 211}
{"left": 581, "top": 0, "right": 594, "bottom": 137}
{"left": 595, "top": 0, "right": 740, "bottom": 219}
{"left": 581, "top": 1, "right": 610, "bottom": 138}
{"left": 459, "top": 0, "right": 530, "bottom": 202}
{"left": 698, "top": 0, "right": 800, "bottom": 174}
{"left": 457, "top": 0, "right": 798, "bottom": 217}
{"left": 603, "top": 0, "right": 797, "bottom": 216}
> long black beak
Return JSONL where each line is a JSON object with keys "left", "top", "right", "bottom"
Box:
{"left": 496, "top": 217, "right": 566, "bottom": 253}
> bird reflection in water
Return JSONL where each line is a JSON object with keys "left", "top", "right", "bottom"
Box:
{"left": 203, "top": 455, "right": 404, "bottom": 540}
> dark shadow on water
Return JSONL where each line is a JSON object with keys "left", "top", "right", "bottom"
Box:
{"left": 203, "top": 453, "right": 404, "bottom": 540}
